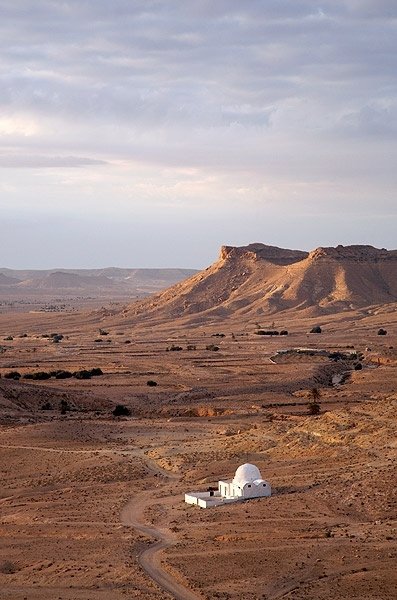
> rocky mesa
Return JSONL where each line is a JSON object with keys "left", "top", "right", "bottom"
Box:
{"left": 122, "top": 243, "right": 397, "bottom": 324}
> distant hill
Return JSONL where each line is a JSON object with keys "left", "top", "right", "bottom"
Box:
{"left": 121, "top": 243, "right": 397, "bottom": 324}
{"left": 0, "top": 267, "right": 198, "bottom": 296}
{"left": 17, "top": 271, "right": 117, "bottom": 290}
{"left": 0, "top": 273, "right": 21, "bottom": 286}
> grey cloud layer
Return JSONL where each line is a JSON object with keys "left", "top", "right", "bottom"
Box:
{"left": 0, "top": 1, "right": 396, "bottom": 178}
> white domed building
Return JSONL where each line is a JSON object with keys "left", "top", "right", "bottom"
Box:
{"left": 219, "top": 463, "right": 271, "bottom": 500}
{"left": 185, "top": 463, "right": 271, "bottom": 508}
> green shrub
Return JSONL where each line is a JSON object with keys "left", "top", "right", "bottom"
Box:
{"left": 54, "top": 370, "right": 73, "bottom": 379}
{"left": 74, "top": 370, "right": 92, "bottom": 379}
{"left": 255, "top": 330, "right": 279, "bottom": 336}
{"left": 112, "top": 404, "right": 131, "bottom": 417}
{"left": 25, "top": 371, "right": 53, "bottom": 380}
{"left": 89, "top": 368, "right": 103, "bottom": 376}
{"left": 60, "top": 399, "right": 70, "bottom": 414}
{"left": 32, "top": 371, "right": 51, "bottom": 380}
{"left": 310, "top": 326, "right": 322, "bottom": 334}
{"left": 329, "top": 351, "right": 357, "bottom": 361}
{"left": 206, "top": 344, "right": 219, "bottom": 351}
{"left": 0, "top": 560, "right": 18, "bottom": 574}
{"left": 4, "top": 371, "right": 21, "bottom": 380}
{"left": 308, "top": 401, "right": 321, "bottom": 415}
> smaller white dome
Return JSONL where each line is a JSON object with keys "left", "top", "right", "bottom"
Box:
{"left": 233, "top": 463, "right": 262, "bottom": 487}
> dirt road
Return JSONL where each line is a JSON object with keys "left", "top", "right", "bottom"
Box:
{"left": 121, "top": 491, "right": 203, "bottom": 600}
{"left": 0, "top": 439, "right": 203, "bottom": 599}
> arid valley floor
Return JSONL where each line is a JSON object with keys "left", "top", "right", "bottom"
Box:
{"left": 0, "top": 287, "right": 396, "bottom": 599}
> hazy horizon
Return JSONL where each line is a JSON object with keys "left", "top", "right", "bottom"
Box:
{"left": 1, "top": 238, "right": 397, "bottom": 272}
{"left": 1, "top": 1, "right": 396, "bottom": 269}
{"left": 0, "top": 263, "right": 200, "bottom": 271}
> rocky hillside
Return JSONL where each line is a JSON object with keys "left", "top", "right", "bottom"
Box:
{"left": 122, "top": 243, "right": 397, "bottom": 323}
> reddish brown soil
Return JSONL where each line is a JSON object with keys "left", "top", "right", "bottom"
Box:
{"left": 0, "top": 301, "right": 396, "bottom": 599}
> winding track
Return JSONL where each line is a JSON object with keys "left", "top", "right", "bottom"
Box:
{"left": 121, "top": 448, "right": 203, "bottom": 600}
{"left": 0, "top": 441, "right": 203, "bottom": 599}
{"left": 121, "top": 492, "right": 202, "bottom": 600}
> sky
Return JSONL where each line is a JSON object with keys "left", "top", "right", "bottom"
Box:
{"left": 1, "top": 0, "right": 396, "bottom": 268}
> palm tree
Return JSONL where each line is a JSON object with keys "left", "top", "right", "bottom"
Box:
{"left": 310, "top": 388, "right": 321, "bottom": 401}
{"left": 308, "top": 388, "right": 321, "bottom": 415}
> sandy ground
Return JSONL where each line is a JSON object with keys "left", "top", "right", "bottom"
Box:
{"left": 0, "top": 304, "right": 396, "bottom": 599}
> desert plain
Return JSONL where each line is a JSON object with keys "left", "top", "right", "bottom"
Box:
{"left": 0, "top": 245, "right": 396, "bottom": 600}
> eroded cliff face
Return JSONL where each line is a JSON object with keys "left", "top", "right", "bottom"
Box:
{"left": 123, "top": 243, "right": 397, "bottom": 324}
{"left": 220, "top": 243, "right": 308, "bottom": 265}
{"left": 308, "top": 245, "right": 397, "bottom": 263}
{"left": 221, "top": 243, "right": 397, "bottom": 264}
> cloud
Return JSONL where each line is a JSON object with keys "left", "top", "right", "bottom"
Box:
{"left": 0, "top": 154, "right": 107, "bottom": 168}
{"left": 0, "top": 1, "right": 396, "bottom": 264}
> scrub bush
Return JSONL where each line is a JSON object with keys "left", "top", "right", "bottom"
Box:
{"left": 112, "top": 404, "right": 131, "bottom": 417}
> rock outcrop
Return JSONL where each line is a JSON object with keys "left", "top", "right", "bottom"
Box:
{"left": 220, "top": 243, "right": 308, "bottom": 265}
{"left": 122, "top": 243, "right": 397, "bottom": 324}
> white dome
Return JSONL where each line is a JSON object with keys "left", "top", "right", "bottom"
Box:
{"left": 233, "top": 463, "right": 262, "bottom": 487}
